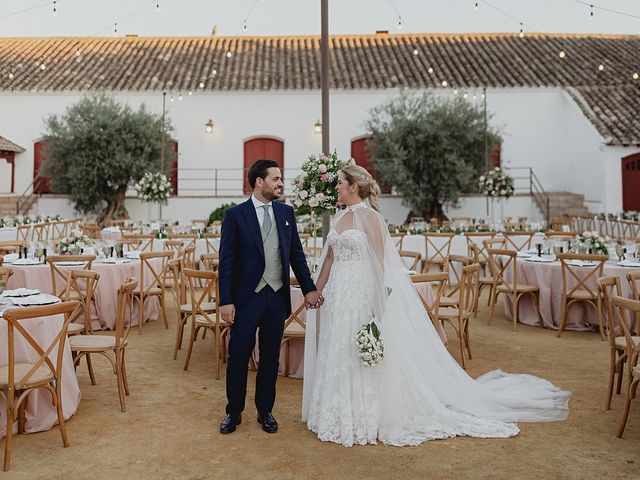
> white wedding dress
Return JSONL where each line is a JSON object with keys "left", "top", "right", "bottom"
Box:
{"left": 302, "top": 202, "right": 570, "bottom": 447}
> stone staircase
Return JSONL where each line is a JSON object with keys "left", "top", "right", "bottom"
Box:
{"left": 0, "top": 195, "right": 18, "bottom": 217}
{"left": 542, "top": 191, "right": 591, "bottom": 220}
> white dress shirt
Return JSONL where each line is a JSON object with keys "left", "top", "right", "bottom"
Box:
{"left": 251, "top": 195, "right": 275, "bottom": 229}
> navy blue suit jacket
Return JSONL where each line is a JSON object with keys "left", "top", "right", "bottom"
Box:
{"left": 218, "top": 198, "right": 316, "bottom": 317}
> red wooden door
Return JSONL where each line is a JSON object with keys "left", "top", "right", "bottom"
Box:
{"left": 243, "top": 138, "right": 284, "bottom": 194}
{"left": 622, "top": 153, "right": 640, "bottom": 211}
{"left": 33, "top": 141, "right": 51, "bottom": 194}
{"left": 350, "top": 136, "right": 390, "bottom": 193}
{"left": 168, "top": 140, "right": 178, "bottom": 195}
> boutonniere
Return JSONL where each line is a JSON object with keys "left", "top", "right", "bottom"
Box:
{"left": 285, "top": 221, "right": 290, "bottom": 227}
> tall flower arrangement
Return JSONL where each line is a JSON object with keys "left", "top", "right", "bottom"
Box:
{"left": 291, "top": 152, "right": 346, "bottom": 216}
{"left": 479, "top": 167, "right": 515, "bottom": 198}
{"left": 135, "top": 172, "right": 172, "bottom": 204}
{"left": 578, "top": 231, "right": 609, "bottom": 255}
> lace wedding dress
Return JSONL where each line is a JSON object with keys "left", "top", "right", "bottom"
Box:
{"left": 302, "top": 202, "right": 570, "bottom": 447}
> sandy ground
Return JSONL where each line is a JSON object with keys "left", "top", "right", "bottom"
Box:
{"left": 4, "top": 293, "right": 640, "bottom": 480}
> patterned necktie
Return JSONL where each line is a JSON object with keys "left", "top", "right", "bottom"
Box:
{"left": 261, "top": 204, "right": 272, "bottom": 237}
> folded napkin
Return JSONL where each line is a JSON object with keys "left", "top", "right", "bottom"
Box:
{"left": 566, "top": 260, "right": 596, "bottom": 267}
{"left": 1, "top": 288, "right": 40, "bottom": 297}
{"left": 517, "top": 252, "right": 533, "bottom": 258}
{"left": 618, "top": 259, "right": 640, "bottom": 268}
{"left": 525, "top": 256, "right": 555, "bottom": 263}
{"left": 100, "top": 258, "right": 132, "bottom": 264}
{"left": 11, "top": 257, "right": 42, "bottom": 265}
{"left": 2, "top": 253, "right": 18, "bottom": 263}
{"left": 103, "top": 226, "right": 121, "bottom": 232}
{"left": 124, "top": 251, "right": 141, "bottom": 260}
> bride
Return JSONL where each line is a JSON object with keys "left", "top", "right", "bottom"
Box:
{"left": 302, "top": 162, "right": 570, "bottom": 447}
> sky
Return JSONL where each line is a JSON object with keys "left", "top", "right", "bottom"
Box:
{"left": 0, "top": 0, "right": 639, "bottom": 38}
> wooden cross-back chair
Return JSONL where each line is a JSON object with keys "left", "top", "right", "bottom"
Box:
{"left": 69, "top": 277, "right": 137, "bottom": 412}
{"left": 438, "top": 263, "right": 480, "bottom": 369}
{"left": 119, "top": 239, "right": 142, "bottom": 253}
{"left": 15, "top": 225, "right": 31, "bottom": 243}
{"left": 46, "top": 255, "right": 96, "bottom": 299}
{"left": 464, "top": 232, "right": 496, "bottom": 272}
{"left": 31, "top": 223, "right": 46, "bottom": 243}
{"left": 122, "top": 234, "right": 155, "bottom": 252}
{"left": 182, "top": 268, "right": 229, "bottom": 380}
{"left": 203, "top": 233, "right": 221, "bottom": 255}
{"left": 80, "top": 223, "right": 101, "bottom": 239}
{"left": 556, "top": 253, "right": 608, "bottom": 338}
{"left": 411, "top": 272, "right": 448, "bottom": 341}
{"left": 441, "top": 255, "right": 473, "bottom": 308}
{"left": 1, "top": 300, "right": 83, "bottom": 471}
{"left": 200, "top": 253, "right": 219, "bottom": 272}
{"left": 167, "top": 233, "right": 197, "bottom": 250}
{"left": 163, "top": 240, "right": 185, "bottom": 257}
{"left": 597, "top": 276, "right": 629, "bottom": 411}
{"left": 281, "top": 277, "right": 307, "bottom": 377}
{"left": 49, "top": 221, "right": 66, "bottom": 241}
{"left": 398, "top": 250, "right": 422, "bottom": 272}
{"left": 487, "top": 248, "right": 542, "bottom": 330}
{"left": 0, "top": 242, "right": 23, "bottom": 255}
{"left": 132, "top": 251, "right": 173, "bottom": 334}
{"left": 62, "top": 269, "right": 100, "bottom": 338}
{"left": 612, "top": 296, "right": 640, "bottom": 438}
{"left": 422, "top": 232, "right": 454, "bottom": 273}
{"left": 628, "top": 272, "right": 640, "bottom": 334}
{"left": 545, "top": 231, "right": 578, "bottom": 240}
{"left": 0, "top": 267, "right": 13, "bottom": 289}
{"left": 468, "top": 243, "right": 496, "bottom": 316}
{"left": 502, "top": 231, "right": 535, "bottom": 252}
{"left": 390, "top": 232, "right": 406, "bottom": 251}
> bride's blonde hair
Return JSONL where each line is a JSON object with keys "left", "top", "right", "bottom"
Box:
{"left": 341, "top": 162, "right": 382, "bottom": 212}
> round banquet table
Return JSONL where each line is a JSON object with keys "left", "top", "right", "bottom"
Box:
{"left": 503, "top": 257, "right": 640, "bottom": 330}
{"left": 0, "top": 309, "right": 80, "bottom": 437}
{"left": 249, "top": 281, "right": 438, "bottom": 379}
{"left": 5, "top": 259, "right": 160, "bottom": 331}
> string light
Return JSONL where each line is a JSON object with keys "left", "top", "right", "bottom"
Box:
{"left": 178, "top": 92, "right": 183, "bottom": 101}
{"left": 397, "top": 16, "right": 403, "bottom": 30}
{"left": 188, "top": 90, "right": 193, "bottom": 96}
{"left": 243, "top": 20, "right": 247, "bottom": 32}
{"left": 598, "top": 63, "right": 604, "bottom": 71}
{"left": 52, "top": 0, "right": 57, "bottom": 16}
{"left": 427, "top": 67, "right": 434, "bottom": 74}
{"left": 633, "top": 72, "right": 639, "bottom": 80}
{"left": 170, "top": 93, "right": 174, "bottom": 102}
{"left": 518, "top": 22, "right": 524, "bottom": 38}
{"left": 40, "top": 63, "right": 46, "bottom": 71}
{"left": 474, "top": 1, "right": 479, "bottom": 11}
{"left": 155, "top": 0, "right": 160, "bottom": 13}
{"left": 441, "top": 80, "right": 448, "bottom": 87}
{"left": 463, "top": 92, "right": 468, "bottom": 99}
{"left": 199, "top": 81, "right": 205, "bottom": 89}
{"left": 211, "top": 68, "right": 217, "bottom": 76}
{"left": 559, "top": 50, "right": 566, "bottom": 58}
{"left": 413, "top": 48, "right": 419, "bottom": 56}
{"left": 590, "top": 4, "right": 594, "bottom": 20}
{"left": 226, "top": 51, "right": 232, "bottom": 58}
{"left": 8, "top": 72, "right": 14, "bottom": 80}
{"left": 114, "top": 22, "right": 118, "bottom": 37}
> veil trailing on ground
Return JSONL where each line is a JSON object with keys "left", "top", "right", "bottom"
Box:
{"left": 302, "top": 201, "right": 570, "bottom": 445}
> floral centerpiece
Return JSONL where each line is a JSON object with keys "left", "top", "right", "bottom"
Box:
{"left": 58, "top": 231, "right": 94, "bottom": 254}
{"left": 578, "top": 231, "right": 609, "bottom": 255}
{"left": 479, "top": 167, "right": 515, "bottom": 198}
{"left": 135, "top": 172, "right": 172, "bottom": 204}
{"left": 291, "top": 152, "right": 346, "bottom": 217}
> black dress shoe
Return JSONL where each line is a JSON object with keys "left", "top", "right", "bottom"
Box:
{"left": 257, "top": 412, "right": 278, "bottom": 433}
{"left": 220, "top": 413, "right": 242, "bottom": 434}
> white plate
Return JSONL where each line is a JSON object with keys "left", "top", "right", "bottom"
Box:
{"left": 1, "top": 288, "right": 40, "bottom": 297}
{"left": 524, "top": 256, "right": 555, "bottom": 263}
{"left": 124, "top": 251, "right": 140, "bottom": 260}
{"left": 618, "top": 260, "right": 640, "bottom": 268}
{"left": 100, "top": 258, "right": 133, "bottom": 264}
{"left": 11, "top": 258, "right": 43, "bottom": 265}
{"left": 53, "top": 261, "right": 85, "bottom": 266}
{"left": 2, "top": 253, "right": 18, "bottom": 264}
{"left": 10, "top": 294, "right": 61, "bottom": 306}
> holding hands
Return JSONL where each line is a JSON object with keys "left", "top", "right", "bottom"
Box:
{"left": 305, "top": 290, "right": 324, "bottom": 310}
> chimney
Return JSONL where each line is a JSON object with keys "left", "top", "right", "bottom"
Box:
{"left": 211, "top": 25, "right": 218, "bottom": 37}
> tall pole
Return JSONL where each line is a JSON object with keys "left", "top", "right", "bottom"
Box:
{"left": 483, "top": 86, "right": 489, "bottom": 217}
{"left": 160, "top": 91, "right": 166, "bottom": 221}
{"left": 321, "top": 0, "right": 329, "bottom": 154}
{"left": 320, "top": 0, "right": 330, "bottom": 239}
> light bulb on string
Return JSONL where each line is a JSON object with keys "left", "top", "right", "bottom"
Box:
{"left": 75, "top": 48, "right": 81, "bottom": 57}
{"left": 397, "top": 16, "right": 403, "bottom": 30}
{"left": 427, "top": 67, "right": 434, "bottom": 74}
{"left": 226, "top": 51, "right": 232, "bottom": 58}
{"left": 559, "top": 50, "right": 566, "bottom": 58}
{"left": 211, "top": 68, "right": 217, "bottom": 76}
{"left": 474, "top": 2, "right": 478, "bottom": 11}
{"left": 243, "top": 21, "right": 247, "bottom": 32}
{"left": 463, "top": 92, "right": 468, "bottom": 99}
{"left": 188, "top": 90, "right": 193, "bottom": 96}
{"left": 170, "top": 94, "right": 174, "bottom": 102}
{"left": 413, "top": 48, "right": 419, "bottom": 56}
{"left": 40, "top": 63, "right": 46, "bottom": 71}
{"left": 441, "top": 80, "right": 448, "bottom": 87}
{"left": 8, "top": 72, "right": 14, "bottom": 80}
{"left": 590, "top": 4, "right": 594, "bottom": 21}
{"left": 518, "top": 22, "right": 524, "bottom": 38}
{"left": 598, "top": 63, "right": 604, "bottom": 71}
{"left": 199, "top": 81, "right": 205, "bottom": 89}
{"left": 178, "top": 92, "right": 183, "bottom": 101}
{"left": 633, "top": 72, "right": 639, "bottom": 80}
{"left": 52, "top": 0, "right": 57, "bottom": 16}
{"left": 114, "top": 22, "right": 118, "bottom": 37}
{"left": 155, "top": 0, "right": 160, "bottom": 13}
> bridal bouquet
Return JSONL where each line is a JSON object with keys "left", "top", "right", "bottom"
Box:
{"left": 58, "top": 231, "right": 94, "bottom": 254}
{"left": 135, "top": 172, "right": 172, "bottom": 204}
{"left": 479, "top": 167, "right": 515, "bottom": 198}
{"left": 578, "top": 231, "right": 609, "bottom": 255}
{"left": 291, "top": 152, "right": 346, "bottom": 216}
{"left": 356, "top": 321, "right": 385, "bottom": 367}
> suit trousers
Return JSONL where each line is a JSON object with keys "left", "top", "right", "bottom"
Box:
{"left": 225, "top": 285, "right": 287, "bottom": 416}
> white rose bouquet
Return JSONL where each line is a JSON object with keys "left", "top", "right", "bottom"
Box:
{"left": 479, "top": 167, "right": 515, "bottom": 198}
{"left": 135, "top": 172, "right": 172, "bottom": 204}
{"left": 355, "top": 321, "right": 385, "bottom": 367}
{"left": 58, "top": 230, "right": 93, "bottom": 254}
{"left": 291, "top": 152, "right": 346, "bottom": 216}
{"left": 578, "top": 231, "right": 609, "bottom": 255}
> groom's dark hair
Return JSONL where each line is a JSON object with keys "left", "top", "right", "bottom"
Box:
{"left": 248, "top": 159, "right": 280, "bottom": 189}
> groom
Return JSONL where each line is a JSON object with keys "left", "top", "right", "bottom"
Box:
{"left": 218, "top": 159, "right": 322, "bottom": 434}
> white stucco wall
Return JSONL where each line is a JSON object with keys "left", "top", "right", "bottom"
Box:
{"left": 0, "top": 87, "right": 621, "bottom": 211}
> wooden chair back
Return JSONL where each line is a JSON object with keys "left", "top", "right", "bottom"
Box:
{"left": 63, "top": 269, "right": 100, "bottom": 334}
{"left": 168, "top": 258, "right": 186, "bottom": 307}
{"left": 183, "top": 245, "right": 197, "bottom": 269}
{"left": 203, "top": 233, "right": 221, "bottom": 254}
{"left": 598, "top": 276, "right": 623, "bottom": 346}
{"left": 119, "top": 239, "right": 142, "bottom": 253}
{"left": 459, "top": 263, "right": 480, "bottom": 318}
{"left": 0, "top": 242, "right": 23, "bottom": 255}
{"left": 115, "top": 277, "right": 138, "bottom": 347}
{"left": 487, "top": 248, "right": 518, "bottom": 293}
{"left": 163, "top": 240, "right": 185, "bottom": 257}
{"left": 0, "top": 266, "right": 13, "bottom": 288}
{"left": 390, "top": 232, "right": 406, "bottom": 251}
{"left": 200, "top": 253, "right": 219, "bottom": 272}
{"left": 445, "top": 254, "right": 473, "bottom": 295}
{"left": 183, "top": 268, "right": 220, "bottom": 326}
{"left": 557, "top": 253, "right": 608, "bottom": 301}
{"left": 16, "top": 225, "right": 31, "bottom": 242}
{"left": 422, "top": 232, "right": 454, "bottom": 270}
{"left": 47, "top": 255, "right": 96, "bottom": 298}
{"left": 502, "top": 231, "right": 534, "bottom": 251}
{"left": 31, "top": 223, "right": 47, "bottom": 242}
{"left": 545, "top": 231, "right": 578, "bottom": 239}
{"left": 167, "top": 233, "right": 197, "bottom": 250}
{"left": 139, "top": 251, "right": 173, "bottom": 294}
{"left": 123, "top": 234, "right": 155, "bottom": 252}
{"left": 411, "top": 272, "right": 447, "bottom": 319}
{"left": 464, "top": 232, "right": 496, "bottom": 262}
{"left": 398, "top": 250, "right": 421, "bottom": 271}
{"left": 612, "top": 296, "right": 640, "bottom": 367}
{"left": 50, "top": 221, "right": 66, "bottom": 241}
{"left": 627, "top": 272, "right": 640, "bottom": 333}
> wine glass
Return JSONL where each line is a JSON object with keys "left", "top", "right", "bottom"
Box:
{"left": 552, "top": 245, "right": 562, "bottom": 259}
{"left": 616, "top": 245, "right": 625, "bottom": 262}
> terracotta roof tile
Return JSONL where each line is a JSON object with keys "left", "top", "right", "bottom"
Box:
{"left": 0, "top": 33, "right": 639, "bottom": 143}
{"left": 0, "top": 135, "right": 25, "bottom": 153}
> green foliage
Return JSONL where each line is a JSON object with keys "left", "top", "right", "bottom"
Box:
{"left": 208, "top": 202, "right": 237, "bottom": 225}
{"left": 365, "top": 91, "right": 501, "bottom": 219}
{"left": 41, "top": 93, "right": 174, "bottom": 217}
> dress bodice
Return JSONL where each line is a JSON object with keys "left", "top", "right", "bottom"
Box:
{"left": 327, "top": 229, "right": 369, "bottom": 263}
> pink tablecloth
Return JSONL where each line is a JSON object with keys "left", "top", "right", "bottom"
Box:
{"left": 6, "top": 260, "right": 160, "bottom": 330}
{"left": 504, "top": 259, "right": 639, "bottom": 330}
{"left": 251, "top": 282, "right": 436, "bottom": 379}
{"left": 0, "top": 312, "right": 80, "bottom": 437}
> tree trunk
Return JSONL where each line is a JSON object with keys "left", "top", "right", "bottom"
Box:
{"left": 403, "top": 202, "right": 447, "bottom": 226}
{"left": 96, "top": 186, "right": 129, "bottom": 227}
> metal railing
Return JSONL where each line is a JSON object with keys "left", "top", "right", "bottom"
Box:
{"left": 176, "top": 167, "right": 303, "bottom": 196}
{"left": 504, "top": 166, "right": 550, "bottom": 225}
{"left": 15, "top": 174, "right": 42, "bottom": 215}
